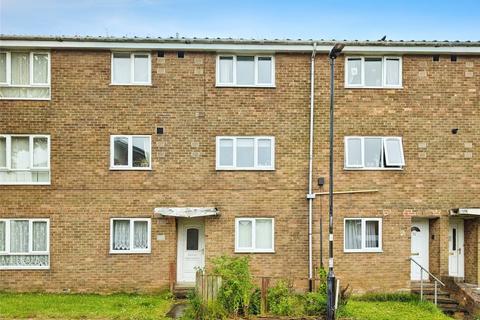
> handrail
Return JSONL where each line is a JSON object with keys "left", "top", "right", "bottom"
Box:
{"left": 409, "top": 258, "right": 445, "bottom": 286}
{"left": 409, "top": 258, "right": 445, "bottom": 306}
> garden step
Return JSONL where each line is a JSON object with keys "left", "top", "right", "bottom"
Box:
{"left": 173, "top": 285, "right": 195, "bottom": 299}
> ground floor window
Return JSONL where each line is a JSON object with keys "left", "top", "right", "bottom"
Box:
{"left": 0, "top": 218, "right": 49, "bottom": 269}
{"left": 235, "top": 218, "right": 274, "bottom": 253}
{"left": 344, "top": 218, "right": 382, "bottom": 252}
{"left": 110, "top": 218, "right": 151, "bottom": 253}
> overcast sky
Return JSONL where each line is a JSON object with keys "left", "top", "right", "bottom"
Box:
{"left": 1, "top": 0, "right": 479, "bottom": 41}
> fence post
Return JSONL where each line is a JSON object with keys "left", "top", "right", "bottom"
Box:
{"left": 261, "top": 277, "right": 270, "bottom": 315}
{"left": 169, "top": 262, "right": 175, "bottom": 293}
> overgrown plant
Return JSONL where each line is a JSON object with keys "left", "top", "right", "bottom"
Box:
{"left": 267, "top": 280, "right": 304, "bottom": 316}
{"left": 182, "top": 290, "right": 227, "bottom": 320}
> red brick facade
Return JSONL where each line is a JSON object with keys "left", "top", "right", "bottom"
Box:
{"left": 0, "top": 38, "right": 479, "bottom": 293}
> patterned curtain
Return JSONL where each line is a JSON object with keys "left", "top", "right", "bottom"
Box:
{"left": 10, "top": 220, "right": 29, "bottom": 253}
{"left": 133, "top": 221, "right": 148, "bottom": 249}
{"left": 113, "top": 220, "right": 130, "bottom": 250}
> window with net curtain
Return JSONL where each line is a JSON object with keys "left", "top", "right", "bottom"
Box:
{"left": 344, "top": 218, "right": 381, "bottom": 252}
{"left": 111, "top": 219, "right": 150, "bottom": 253}
{"left": 217, "top": 55, "right": 274, "bottom": 86}
{"left": 236, "top": 218, "right": 274, "bottom": 252}
{"left": 0, "top": 135, "right": 50, "bottom": 184}
{"left": 112, "top": 53, "right": 151, "bottom": 84}
{"left": 0, "top": 219, "right": 49, "bottom": 269}
{"left": 217, "top": 137, "right": 274, "bottom": 170}
{"left": 0, "top": 52, "right": 50, "bottom": 99}
{"left": 346, "top": 56, "right": 401, "bottom": 88}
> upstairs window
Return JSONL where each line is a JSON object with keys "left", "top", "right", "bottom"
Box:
{"left": 216, "top": 55, "right": 275, "bottom": 87}
{"left": 0, "top": 219, "right": 50, "bottom": 269}
{"left": 344, "top": 218, "right": 382, "bottom": 252}
{"left": 0, "top": 52, "right": 50, "bottom": 100}
{"left": 111, "top": 52, "right": 151, "bottom": 85}
{"left": 0, "top": 135, "right": 50, "bottom": 185}
{"left": 344, "top": 136, "right": 405, "bottom": 170}
{"left": 110, "top": 135, "right": 151, "bottom": 170}
{"left": 110, "top": 218, "right": 151, "bottom": 254}
{"left": 345, "top": 57, "right": 402, "bottom": 88}
{"left": 235, "top": 218, "right": 274, "bottom": 253}
{"left": 216, "top": 136, "right": 275, "bottom": 170}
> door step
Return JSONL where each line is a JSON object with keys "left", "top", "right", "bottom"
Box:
{"left": 173, "top": 283, "right": 195, "bottom": 299}
{"left": 411, "top": 282, "right": 469, "bottom": 317}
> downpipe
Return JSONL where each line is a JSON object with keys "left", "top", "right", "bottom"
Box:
{"left": 307, "top": 42, "right": 317, "bottom": 292}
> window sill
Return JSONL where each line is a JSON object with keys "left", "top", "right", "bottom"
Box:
{"left": 0, "top": 97, "right": 51, "bottom": 101}
{"left": 0, "top": 266, "right": 50, "bottom": 270}
{"left": 344, "top": 250, "right": 383, "bottom": 253}
{"left": 216, "top": 167, "right": 275, "bottom": 171}
{"left": 215, "top": 84, "right": 276, "bottom": 88}
{"left": 344, "top": 167, "right": 404, "bottom": 171}
{"left": 0, "top": 182, "right": 51, "bottom": 185}
{"left": 344, "top": 86, "right": 403, "bottom": 90}
{"left": 109, "top": 250, "right": 151, "bottom": 255}
{"left": 235, "top": 250, "right": 275, "bottom": 254}
{"left": 109, "top": 83, "right": 152, "bottom": 87}
{"left": 109, "top": 167, "right": 152, "bottom": 171}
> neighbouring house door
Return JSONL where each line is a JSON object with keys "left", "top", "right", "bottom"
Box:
{"left": 177, "top": 218, "right": 205, "bottom": 283}
{"left": 411, "top": 219, "right": 429, "bottom": 281}
{"left": 449, "top": 219, "right": 465, "bottom": 277}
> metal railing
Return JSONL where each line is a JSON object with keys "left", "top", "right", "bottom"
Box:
{"left": 409, "top": 258, "right": 446, "bottom": 305}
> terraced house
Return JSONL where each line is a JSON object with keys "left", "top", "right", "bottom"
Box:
{"left": 0, "top": 36, "right": 479, "bottom": 307}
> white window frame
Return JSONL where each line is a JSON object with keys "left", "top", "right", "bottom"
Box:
{"left": 110, "top": 218, "right": 151, "bottom": 254}
{"left": 344, "top": 218, "right": 382, "bottom": 253}
{"left": 344, "top": 136, "right": 405, "bottom": 170}
{"left": 216, "top": 55, "right": 275, "bottom": 87}
{"left": 0, "top": 134, "right": 51, "bottom": 185}
{"left": 235, "top": 218, "right": 274, "bottom": 253}
{"left": 0, "top": 218, "right": 50, "bottom": 270}
{"left": 216, "top": 136, "right": 275, "bottom": 170}
{"left": 0, "top": 51, "right": 51, "bottom": 100}
{"left": 110, "top": 52, "right": 152, "bottom": 85}
{"left": 345, "top": 56, "right": 402, "bottom": 88}
{"left": 110, "top": 135, "right": 152, "bottom": 170}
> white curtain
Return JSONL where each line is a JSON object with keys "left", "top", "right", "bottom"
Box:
{"left": 255, "top": 219, "right": 272, "bottom": 250}
{"left": 11, "top": 137, "right": 30, "bottom": 169}
{"left": 385, "top": 58, "right": 400, "bottom": 85}
{"left": 236, "top": 138, "right": 254, "bottom": 167}
{"left": 364, "top": 58, "right": 382, "bottom": 86}
{"left": 219, "top": 139, "right": 233, "bottom": 166}
{"left": 10, "top": 220, "right": 29, "bottom": 253}
{"left": 0, "top": 137, "right": 6, "bottom": 167}
{"left": 238, "top": 220, "right": 252, "bottom": 248}
{"left": 32, "top": 221, "right": 47, "bottom": 251}
{"left": 236, "top": 56, "right": 255, "bottom": 85}
{"left": 0, "top": 53, "right": 6, "bottom": 83}
{"left": 347, "top": 58, "right": 362, "bottom": 85}
{"left": 365, "top": 221, "right": 379, "bottom": 248}
{"left": 257, "top": 57, "right": 272, "bottom": 84}
{"left": 133, "top": 221, "right": 148, "bottom": 249}
{"left": 364, "top": 138, "right": 382, "bottom": 168}
{"left": 257, "top": 139, "right": 271, "bottom": 167}
{"left": 113, "top": 220, "right": 130, "bottom": 250}
{"left": 219, "top": 57, "right": 233, "bottom": 83}
{"left": 112, "top": 53, "right": 131, "bottom": 83}
{"left": 345, "top": 220, "right": 362, "bottom": 250}
{"left": 132, "top": 137, "right": 150, "bottom": 168}
{"left": 11, "top": 52, "right": 29, "bottom": 85}
{"left": 33, "top": 137, "right": 48, "bottom": 168}
{"left": 0, "top": 221, "right": 5, "bottom": 251}
{"left": 33, "top": 54, "right": 48, "bottom": 84}
{"left": 133, "top": 55, "right": 149, "bottom": 83}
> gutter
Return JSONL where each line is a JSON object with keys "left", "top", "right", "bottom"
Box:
{"left": 307, "top": 42, "right": 317, "bottom": 291}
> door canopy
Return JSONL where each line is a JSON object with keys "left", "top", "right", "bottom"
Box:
{"left": 154, "top": 207, "right": 219, "bottom": 218}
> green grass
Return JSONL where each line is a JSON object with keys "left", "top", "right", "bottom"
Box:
{"left": 0, "top": 291, "right": 173, "bottom": 320}
{"left": 339, "top": 293, "right": 451, "bottom": 320}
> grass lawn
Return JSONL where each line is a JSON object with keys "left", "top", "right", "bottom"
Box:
{"left": 0, "top": 291, "right": 173, "bottom": 320}
{"left": 340, "top": 297, "right": 451, "bottom": 320}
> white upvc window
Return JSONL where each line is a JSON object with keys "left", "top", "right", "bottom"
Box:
{"left": 0, "top": 134, "right": 51, "bottom": 185}
{"left": 216, "top": 55, "right": 275, "bottom": 87}
{"left": 344, "top": 136, "right": 405, "bottom": 170}
{"left": 0, "top": 51, "right": 51, "bottom": 100}
{"left": 110, "top": 218, "right": 151, "bottom": 254}
{"left": 111, "top": 52, "right": 151, "bottom": 85}
{"left": 110, "top": 135, "right": 151, "bottom": 170}
{"left": 216, "top": 136, "right": 275, "bottom": 170}
{"left": 345, "top": 56, "right": 402, "bottom": 88}
{"left": 344, "top": 218, "right": 382, "bottom": 253}
{"left": 0, "top": 218, "right": 50, "bottom": 269}
{"left": 235, "top": 218, "right": 274, "bottom": 253}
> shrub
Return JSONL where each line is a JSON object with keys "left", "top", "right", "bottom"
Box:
{"left": 211, "top": 256, "right": 254, "bottom": 316}
{"left": 248, "top": 288, "right": 261, "bottom": 315}
{"left": 267, "top": 280, "right": 303, "bottom": 316}
{"left": 182, "top": 290, "right": 227, "bottom": 320}
{"left": 304, "top": 291, "right": 327, "bottom": 316}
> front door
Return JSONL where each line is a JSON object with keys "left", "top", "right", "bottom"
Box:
{"left": 449, "top": 219, "right": 465, "bottom": 277}
{"left": 177, "top": 218, "right": 205, "bottom": 283}
{"left": 411, "top": 218, "right": 429, "bottom": 281}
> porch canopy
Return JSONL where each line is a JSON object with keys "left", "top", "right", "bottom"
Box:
{"left": 154, "top": 207, "right": 219, "bottom": 218}
{"left": 450, "top": 208, "right": 480, "bottom": 217}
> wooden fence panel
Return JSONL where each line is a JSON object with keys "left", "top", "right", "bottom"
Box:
{"left": 196, "top": 271, "right": 222, "bottom": 302}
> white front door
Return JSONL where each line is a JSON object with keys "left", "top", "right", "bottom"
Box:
{"left": 411, "top": 218, "right": 429, "bottom": 281}
{"left": 449, "top": 219, "right": 465, "bottom": 277}
{"left": 177, "top": 218, "right": 205, "bottom": 283}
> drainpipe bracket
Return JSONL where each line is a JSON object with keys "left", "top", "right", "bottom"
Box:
{"left": 306, "top": 193, "right": 316, "bottom": 199}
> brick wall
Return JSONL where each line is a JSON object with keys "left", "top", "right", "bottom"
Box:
{"left": 0, "top": 49, "right": 479, "bottom": 293}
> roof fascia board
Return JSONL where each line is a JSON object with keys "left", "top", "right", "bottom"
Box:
{"left": 1, "top": 40, "right": 480, "bottom": 54}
